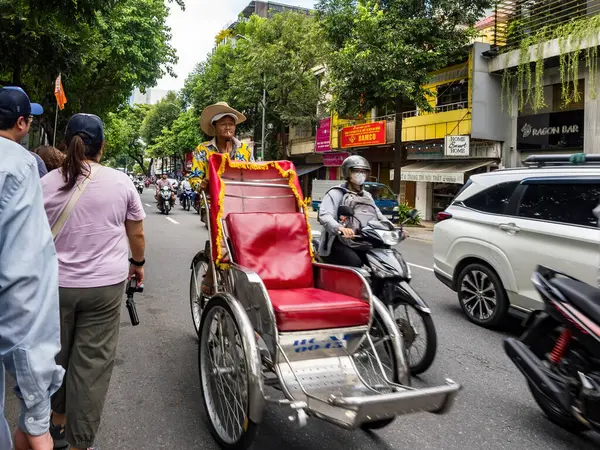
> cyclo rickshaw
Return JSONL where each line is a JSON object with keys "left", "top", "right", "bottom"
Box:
{"left": 189, "top": 154, "right": 461, "bottom": 449}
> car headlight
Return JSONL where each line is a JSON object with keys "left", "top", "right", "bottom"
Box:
{"left": 393, "top": 206, "right": 399, "bottom": 212}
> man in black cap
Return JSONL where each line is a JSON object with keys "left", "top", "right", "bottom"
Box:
{"left": 0, "top": 86, "right": 64, "bottom": 450}
{"left": 0, "top": 87, "right": 48, "bottom": 177}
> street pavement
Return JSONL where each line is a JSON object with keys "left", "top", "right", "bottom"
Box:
{"left": 5, "top": 188, "right": 600, "bottom": 449}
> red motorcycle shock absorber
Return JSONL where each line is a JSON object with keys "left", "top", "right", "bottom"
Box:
{"left": 550, "top": 328, "right": 573, "bottom": 364}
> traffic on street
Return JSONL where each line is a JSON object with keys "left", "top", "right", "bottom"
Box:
{"left": 5, "top": 187, "right": 598, "bottom": 450}
{"left": 4, "top": 1, "right": 600, "bottom": 449}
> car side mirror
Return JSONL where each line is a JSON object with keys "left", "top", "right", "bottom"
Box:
{"left": 337, "top": 205, "right": 354, "bottom": 218}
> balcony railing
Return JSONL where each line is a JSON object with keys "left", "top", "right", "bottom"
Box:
{"left": 402, "top": 102, "right": 468, "bottom": 118}
{"left": 479, "top": 0, "right": 600, "bottom": 50}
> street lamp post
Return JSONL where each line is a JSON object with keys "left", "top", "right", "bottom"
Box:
{"left": 236, "top": 34, "right": 266, "bottom": 161}
{"left": 260, "top": 73, "right": 266, "bottom": 161}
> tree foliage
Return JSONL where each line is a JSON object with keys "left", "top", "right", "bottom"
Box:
{"left": 149, "top": 108, "right": 203, "bottom": 160}
{"left": 316, "top": 0, "right": 492, "bottom": 115}
{"left": 140, "top": 91, "right": 182, "bottom": 149}
{"left": 104, "top": 104, "right": 152, "bottom": 172}
{"left": 0, "top": 0, "right": 180, "bottom": 139}
{"left": 185, "top": 12, "right": 327, "bottom": 156}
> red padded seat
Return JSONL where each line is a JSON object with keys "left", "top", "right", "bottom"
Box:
{"left": 267, "top": 288, "right": 370, "bottom": 332}
{"left": 225, "top": 212, "right": 370, "bottom": 332}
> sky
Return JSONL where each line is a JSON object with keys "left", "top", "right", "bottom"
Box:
{"left": 156, "top": 0, "right": 317, "bottom": 92}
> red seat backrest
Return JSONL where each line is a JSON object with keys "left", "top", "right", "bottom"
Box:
{"left": 225, "top": 212, "right": 313, "bottom": 290}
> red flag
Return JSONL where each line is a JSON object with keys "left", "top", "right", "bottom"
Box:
{"left": 54, "top": 74, "right": 67, "bottom": 110}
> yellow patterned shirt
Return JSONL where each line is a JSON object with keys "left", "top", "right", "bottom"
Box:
{"left": 188, "top": 138, "right": 254, "bottom": 189}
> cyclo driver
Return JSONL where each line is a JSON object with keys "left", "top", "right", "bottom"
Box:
{"left": 317, "top": 155, "right": 407, "bottom": 267}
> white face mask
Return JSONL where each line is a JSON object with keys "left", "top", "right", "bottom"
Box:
{"left": 350, "top": 172, "right": 367, "bottom": 186}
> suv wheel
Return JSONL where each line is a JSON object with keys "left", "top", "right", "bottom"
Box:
{"left": 456, "top": 263, "right": 508, "bottom": 328}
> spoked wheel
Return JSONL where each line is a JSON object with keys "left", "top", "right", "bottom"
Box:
{"left": 190, "top": 253, "right": 209, "bottom": 337}
{"left": 394, "top": 303, "right": 437, "bottom": 375}
{"left": 199, "top": 298, "right": 259, "bottom": 449}
{"left": 353, "top": 299, "right": 403, "bottom": 430}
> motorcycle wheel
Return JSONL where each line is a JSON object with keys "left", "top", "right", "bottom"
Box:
{"left": 393, "top": 303, "right": 437, "bottom": 375}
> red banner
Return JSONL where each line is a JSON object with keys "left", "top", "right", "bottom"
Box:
{"left": 340, "top": 121, "right": 386, "bottom": 149}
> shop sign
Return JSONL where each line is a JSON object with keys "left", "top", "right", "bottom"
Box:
{"left": 315, "top": 117, "right": 331, "bottom": 152}
{"left": 341, "top": 121, "right": 386, "bottom": 149}
{"left": 407, "top": 143, "right": 444, "bottom": 160}
{"left": 323, "top": 152, "right": 349, "bottom": 166}
{"left": 444, "top": 135, "right": 470, "bottom": 157}
{"left": 400, "top": 171, "right": 466, "bottom": 184}
{"left": 517, "top": 110, "right": 584, "bottom": 150}
{"left": 185, "top": 152, "right": 193, "bottom": 170}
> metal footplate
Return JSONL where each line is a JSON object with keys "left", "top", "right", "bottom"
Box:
{"left": 275, "top": 354, "right": 461, "bottom": 429}
{"left": 329, "top": 380, "right": 461, "bottom": 427}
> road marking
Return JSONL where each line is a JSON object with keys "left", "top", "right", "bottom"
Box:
{"left": 165, "top": 217, "right": 179, "bottom": 225}
{"left": 408, "top": 262, "right": 434, "bottom": 272}
{"left": 144, "top": 203, "right": 152, "bottom": 207}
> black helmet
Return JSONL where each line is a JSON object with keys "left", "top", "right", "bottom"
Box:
{"left": 341, "top": 155, "right": 370, "bottom": 179}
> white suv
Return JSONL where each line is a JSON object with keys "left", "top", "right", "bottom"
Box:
{"left": 433, "top": 154, "right": 600, "bottom": 328}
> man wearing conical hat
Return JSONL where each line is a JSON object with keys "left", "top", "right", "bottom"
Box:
{"left": 189, "top": 102, "right": 254, "bottom": 295}
{"left": 188, "top": 102, "right": 254, "bottom": 192}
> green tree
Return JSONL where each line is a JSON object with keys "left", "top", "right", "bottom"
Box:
{"left": 149, "top": 108, "right": 203, "bottom": 165}
{"left": 317, "top": 0, "right": 491, "bottom": 192}
{"left": 0, "top": 0, "right": 181, "bottom": 140}
{"left": 185, "top": 12, "right": 326, "bottom": 157}
{"left": 140, "top": 91, "right": 182, "bottom": 148}
{"left": 230, "top": 12, "right": 327, "bottom": 155}
{"left": 104, "top": 104, "right": 152, "bottom": 172}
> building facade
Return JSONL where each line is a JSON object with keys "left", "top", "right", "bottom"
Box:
{"left": 481, "top": 0, "right": 600, "bottom": 167}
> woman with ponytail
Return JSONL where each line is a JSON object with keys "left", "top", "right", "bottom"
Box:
{"left": 40, "top": 113, "right": 146, "bottom": 450}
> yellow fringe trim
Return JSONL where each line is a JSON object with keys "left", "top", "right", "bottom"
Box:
{"left": 213, "top": 155, "right": 315, "bottom": 268}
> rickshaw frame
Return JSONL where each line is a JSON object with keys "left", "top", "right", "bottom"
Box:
{"left": 190, "top": 160, "right": 460, "bottom": 449}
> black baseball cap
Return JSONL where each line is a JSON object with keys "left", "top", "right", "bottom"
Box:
{"left": 0, "top": 86, "right": 43, "bottom": 118}
{"left": 65, "top": 113, "right": 104, "bottom": 145}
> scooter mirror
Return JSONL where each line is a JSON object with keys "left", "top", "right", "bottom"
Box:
{"left": 408, "top": 208, "right": 419, "bottom": 219}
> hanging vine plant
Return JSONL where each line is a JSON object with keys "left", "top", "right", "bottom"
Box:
{"left": 501, "top": 14, "right": 600, "bottom": 113}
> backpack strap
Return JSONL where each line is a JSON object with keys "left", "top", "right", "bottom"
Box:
{"left": 51, "top": 163, "right": 102, "bottom": 241}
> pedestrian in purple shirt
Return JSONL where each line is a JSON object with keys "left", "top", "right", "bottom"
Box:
{"left": 41, "top": 113, "right": 146, "bottom": 450}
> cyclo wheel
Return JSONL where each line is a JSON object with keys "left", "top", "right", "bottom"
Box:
{"left": 190, "top": 252, "right": 209, "bottom": 338}
{"left": 198, "top": 296, "right": 260, "bottom": 449}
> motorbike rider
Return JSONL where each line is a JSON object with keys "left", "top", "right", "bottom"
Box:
{"left": 155, "top": 173, "right": 175, "bottom": 206}
{"left": 317, "top": 155, "right": 408, "bottom": 268}
{"left": 179, "top": 172, "right": 193, "bottom": 204}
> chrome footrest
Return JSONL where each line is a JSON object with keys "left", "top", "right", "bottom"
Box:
{"left": 329, "top": 379, "right": 461, "bottom": 427}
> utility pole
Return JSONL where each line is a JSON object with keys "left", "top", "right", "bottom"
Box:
{"left": 261, "top": 73, "right": 266, "bottom": 161}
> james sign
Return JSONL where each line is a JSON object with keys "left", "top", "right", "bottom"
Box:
{"left": 341, "top": 121, "right": 386, "bottom": 149}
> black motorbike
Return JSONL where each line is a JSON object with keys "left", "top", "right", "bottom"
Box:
{"left": 134, "top": 179, "right": 144, "bottom": 195}
{"left": 312, "top": 206, "right": 437, "bottom": 375}
{"left": 505, "top": 265, "right": 600, "bottom": 433}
